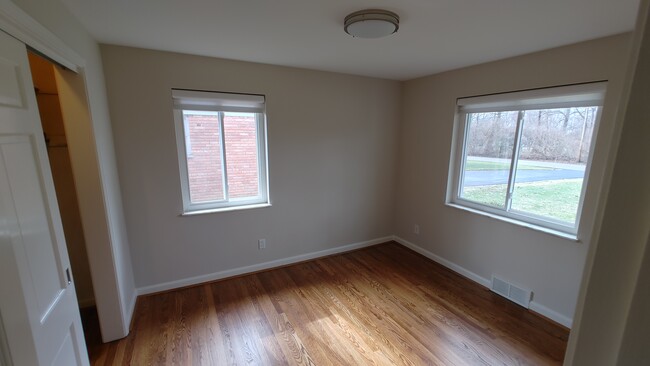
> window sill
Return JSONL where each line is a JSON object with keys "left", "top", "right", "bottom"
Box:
{"left": 181, "top": 203, "right": 272, "bottom": 216}
{"left": 445, "top": 203, "right": 579, "bottom": 242}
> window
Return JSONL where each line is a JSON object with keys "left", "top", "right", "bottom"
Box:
{"left": 447, "top": 82, "right": 606, "bottom": 236}
{"left": 172, "top": 89, "right": 269, "bottom": 213}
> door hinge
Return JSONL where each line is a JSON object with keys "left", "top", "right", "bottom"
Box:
{"left": 65, "top": 268, "right": 72, "bottom": 285}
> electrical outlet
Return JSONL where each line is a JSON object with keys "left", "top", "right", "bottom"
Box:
{"left": 258, "top": 239, "right": 266, "bottom": 249}
{"left": 413, "top": 224, "right": 420, "bottom": 234}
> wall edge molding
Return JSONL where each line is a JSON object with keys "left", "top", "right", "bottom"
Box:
{"left": 392, "top": 235, "right": 491, "bottom": 288}
{"left": 392, "top": 235, "right": 573, "bottom": 328}
{"left": 134, "top": 233, "right": 573, "bottom": 328}
{"left": 529, "top": 301, "right": 573, "bottom": 328}
{"left": 137, "top": 236, "right": 393, "bottom": 296}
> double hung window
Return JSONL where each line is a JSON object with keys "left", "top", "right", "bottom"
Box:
{"left": 172, "top": 89, "right": 269, "bottom": 213}
{"left": 448, "top": 82, "right": 606, "bottom": 236}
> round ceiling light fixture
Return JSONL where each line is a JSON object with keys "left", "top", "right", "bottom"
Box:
{"left": 344, "top": 9, "right": 399, "bottom": 39}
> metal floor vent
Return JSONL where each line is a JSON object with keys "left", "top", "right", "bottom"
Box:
{"left": 491, "top": 276, "right": 532, "bottom": 308}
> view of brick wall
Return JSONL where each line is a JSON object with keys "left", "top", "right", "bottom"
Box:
{"left": 186, "top": 113, "right": 224, "bottom": 202}
{"left": 185, "top": 112, "right": 259, "bottom": 203}
{"left": 223, "top": 114, "right": 260, "bottom": 198}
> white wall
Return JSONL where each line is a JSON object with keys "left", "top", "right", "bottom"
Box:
{"left": 7, "top": 0, "right": 136, "bottom": 341}
{"left": 100, "top": 45, "right": 401, "bottom": 291}
{"left": 394, "top": 34, "right": 631, "bottom": 326}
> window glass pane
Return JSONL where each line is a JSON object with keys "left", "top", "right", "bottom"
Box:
{"left": 460, "top": 111, "right": 518, "bottom": 208}
{"left": 183, "top": 111, "right": 225, "bottom": 203}
{"left": 511, "top": 107, "right": 598, "bottom": 223}
{"left": 223, "top": 112, "right": 260, "bottom": 199}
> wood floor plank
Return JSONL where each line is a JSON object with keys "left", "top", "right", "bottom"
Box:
{"left": 82, "top": 242, "right": 569, "bottom": 365}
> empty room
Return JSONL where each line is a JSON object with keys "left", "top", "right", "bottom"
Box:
{"left": 0, "top": 0, "right": 648, "bottom": 365}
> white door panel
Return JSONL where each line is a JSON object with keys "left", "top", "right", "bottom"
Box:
{"left": 2, "top": 137, "right": 66, "bottom": 319}
{"left": 0, "top": 29, "right": 89, "bottom": 366}
{"left": 0, "top": 55, "right": 24, "bottom": 108}
{"left": 52, "top": 332, "right": 76, "bottom": 366}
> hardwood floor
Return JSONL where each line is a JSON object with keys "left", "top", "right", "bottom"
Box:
{"left": 83, "top": 242, "right": 569, "bottom": 365}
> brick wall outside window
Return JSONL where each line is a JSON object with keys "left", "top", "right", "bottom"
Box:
{"left": 224, "top": 114, "right": 260, "bottom": 198}
{"left": 185, "top": 112, "right": 259, "bottom": 203}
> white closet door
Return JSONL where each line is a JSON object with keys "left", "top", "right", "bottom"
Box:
{"left": 0, "top": 29, "right": 89, "bottom": 366}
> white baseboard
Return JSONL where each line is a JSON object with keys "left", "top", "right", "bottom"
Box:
{"left": 137, "top": 236, "right": 393, "bottom": 296}
{"left": 529, "top": 301, "right": 573, "bottom": 328}
{"left": 133, "top": 234, "right": 572, "bottom": 329}
{"left": 392, "top": 236, "right": 491, "bottom": 288}
{"left": 392, "top": 235, "right": 572, "bottom": 328}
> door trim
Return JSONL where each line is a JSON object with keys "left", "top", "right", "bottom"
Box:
{"left": 0, "top": 0, "right": 82, "bottom": 71}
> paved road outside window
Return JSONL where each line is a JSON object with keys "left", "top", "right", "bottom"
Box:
{"left": 464, "top": 157, "right": 586, "bottom": 186}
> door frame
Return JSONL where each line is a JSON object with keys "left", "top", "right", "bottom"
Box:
{"left": 0, "top": 1, "right": 82, "bottom": 71}
{"left": 0, "top": 0, "right": 131, "bottom": 342}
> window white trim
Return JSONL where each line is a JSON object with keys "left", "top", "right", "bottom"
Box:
{"left": 172, "top": 89, "right": 265, "bottom": 113}
{"left": 172, "top": 90, "right": 270, "bottom": 214}
{"left": 457, "top": 82, "right": 607, "bottom": 113}
{"left": 180, "top": 203, "right": 272, "bottom": 216}
{"left": 447, "top": 82, "right": 607, "bottom": 237}
{"left": 446, "top": 203, "right": 579, "bottom": 241}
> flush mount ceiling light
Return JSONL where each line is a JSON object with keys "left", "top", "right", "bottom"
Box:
{"left": 344, "top": 9, "right": 399, "bottom": 39}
